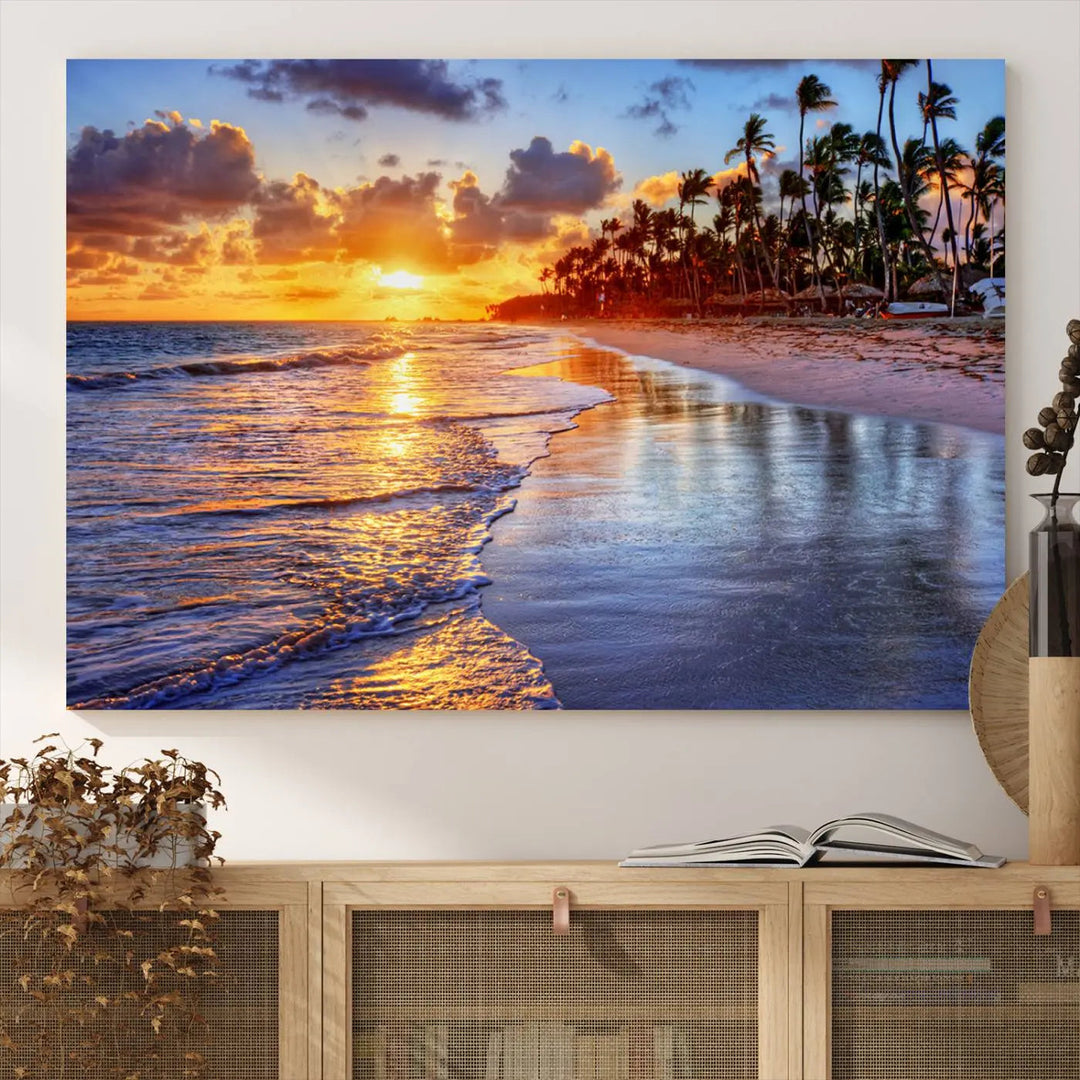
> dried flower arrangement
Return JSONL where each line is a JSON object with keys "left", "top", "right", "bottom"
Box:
{"left": 0, "top": 736, "right": 226, "bottom": 1079}
{"left": 1023, "top": 319, "right": 1079, "bottom": 491}
{"left": 1024, "top": 319, "right": 1080, "bottom": 659}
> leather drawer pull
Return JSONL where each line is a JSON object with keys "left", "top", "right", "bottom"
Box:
{"left": 1033, "top": 886, "right": 1052, "bottom": 936}
{"left": 552, "top": 887, "right": 570, "bottom": 936}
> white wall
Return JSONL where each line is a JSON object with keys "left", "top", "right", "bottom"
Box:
{"left": 2, "top": 0, "right": 1078, "bottom": 862}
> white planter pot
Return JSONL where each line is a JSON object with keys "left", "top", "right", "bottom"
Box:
{"left": 0, "top": 803, "right": 204, "bottom": 870}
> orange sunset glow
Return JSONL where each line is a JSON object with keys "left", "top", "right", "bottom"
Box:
{"left": 67, "top": 59, "right": 1003, "bottom": 322}
{"left": 64, "top": 57, "right": 1007, "bottom": 715}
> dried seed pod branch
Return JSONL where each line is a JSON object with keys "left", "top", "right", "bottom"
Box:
{"left": 1024, "top": 319, "right": 1079, "bottom": 501}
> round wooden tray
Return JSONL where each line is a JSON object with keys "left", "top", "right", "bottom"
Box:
{"left": 969, "top": 573, "right": 1029, "bottom": 814}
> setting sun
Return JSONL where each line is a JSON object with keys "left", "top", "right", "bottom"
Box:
{"left": 378, "top": 270, "right": 424, "bottom": 290}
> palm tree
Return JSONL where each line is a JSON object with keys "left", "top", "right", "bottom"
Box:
{"left": 678, "top": 168, "right": 712, "bottom": 308}
{"left": 777, "top": 168, "right": 807, "bottom": 289}
{"left": 817, "top": 123, "right": 860, "bottom": 281}
{"left": 872, "top": 66, "right": 894, "bottom": 297}
{"left": 725, "top": 113, "right": 780, "bottom": 291}
{"left": 918, "top": 81, "right": 959, "bottom": 145}
{"left": 717, "top": 182, "right": 748, "bottom": 300}
{"left": 796, "top": 74, "right": 837, "bottom": 307}
{"left": 607, "top": 217, "right": 624, "bottom": 264}
{"left": 973, "top": 116, "right": 1006, "bottom": 273}
{"left": 961, "top": 156, "right": 1003, "bottom": 268}
{"left": 882, "top": 59, "right": 943, "bottom": 295}
{"left": 678, "top": 169, "right": 711, "bottom": 229}
{"left": 924, "top": 62, "right": 962, "bottom": 312}
{"left": 925, "top": 136, "right": 967, "bottom": 258}
{"left": 853, "top": 131, "right": 890, "bottom": 273}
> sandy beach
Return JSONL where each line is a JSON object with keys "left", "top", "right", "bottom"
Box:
{"left": 482, "top": 333, "right": 1005, "bottom": 710}
{"left": 563, "top": 317, "right": 1005, "bottom": 435}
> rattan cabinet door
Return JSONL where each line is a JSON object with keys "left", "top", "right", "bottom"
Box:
{"left": 0, "top": 908, "right": 283, "bottom": 1080}
{"left": 829, "top": 908, "right": 1079, "bottom": 1080}
{"left": 349, "top": 908, "right": 759, "bottom": 1080}
{"left": 803, "top": 876, "right": 1080, "bottom": 1080}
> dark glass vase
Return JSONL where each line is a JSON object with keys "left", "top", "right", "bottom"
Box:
{"left": 1029, "top": 493, "right": 1080, "bottom": 657}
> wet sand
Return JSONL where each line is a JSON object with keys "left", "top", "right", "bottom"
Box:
{"left": 481, "top": 338, "right": 1004, "bottom": 710}
{"left": 564, "top": 317, "right": 1005, "bottom": 435}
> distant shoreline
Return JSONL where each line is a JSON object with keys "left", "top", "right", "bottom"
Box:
{"left": 553, "top": 316, "right": 1005, "bottom": 435}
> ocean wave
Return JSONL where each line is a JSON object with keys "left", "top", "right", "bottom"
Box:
{"left": 141, "top": 482, "right": 514, "bottom": 521}
{"left": 67, "top": 344, "right": 399, "bottom": 390}
{"left": 431, "top": 406, "right": 586, "bottom": 424}
{"left": 70, "top": 498, "right": 521, "bottom": 710}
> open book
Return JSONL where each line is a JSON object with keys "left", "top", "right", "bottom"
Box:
{"left": 619, "top": 812, "right": 1006, "bottom": 868}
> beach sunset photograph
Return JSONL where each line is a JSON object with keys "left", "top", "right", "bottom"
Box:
{"left": 66, "top": 57, "right": 1006, "bottom": 710}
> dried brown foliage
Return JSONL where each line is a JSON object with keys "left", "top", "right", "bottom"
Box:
{"left": 0, "top": 737, "right": 226, "bottom": 1079}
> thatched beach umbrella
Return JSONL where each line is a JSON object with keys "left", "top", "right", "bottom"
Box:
{"left": 907, "top": 273, "right": 950, "bottom": 297}
{"left": 752, "top": 287, "right": 793, "bottom": 305}
{"left": 792, "top": 284, "right": 838, "bottom": 301}
{"left": 840, "top": 282, "right": 884, "bottom": 300}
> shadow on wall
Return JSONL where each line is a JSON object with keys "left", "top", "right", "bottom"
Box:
{"left": 62, "top": 708, "right": 1031, "bottom": 862}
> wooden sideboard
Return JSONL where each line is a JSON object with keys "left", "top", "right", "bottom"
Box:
{"left": 3, "top": 862, "right": 1078, "bottom": 1080}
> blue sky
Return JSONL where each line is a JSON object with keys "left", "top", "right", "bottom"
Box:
{"left": 65, "top": 57, "right": 1004, "bottom": 319}
{"left": 67, "top": 57, "right": 1004, "bottom": 212}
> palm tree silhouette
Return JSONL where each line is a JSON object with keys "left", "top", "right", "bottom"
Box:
{"left": 871, "top": 67, "right": 895, "bottom": 299}
{"left": 795, "top": 75, "right": 837, "bottom": 309}
{"left": 926, "top": 136, "right": 967, "bottom": 258}
{"left": 924, "top": 63, "right": 962, "bottom": 312}
{"left": 777, "top": 168, "right": 807, "bottom": 289}
{"left": 918, "top": 81, "right": 959, "bottom": 146}
{"left": 725, "top": 114, "right": 780, "bottom": 292}
{"left": 882, "top": 59, "right": 943, "bottom": 294}
{"left": 678, "top": 168, "right": 712, "bottom": 308}
{"left": 520, "top": 69, "right": 1005, "bottom": 321}
{"left": 853, "top": 131, "right": 890, "bottom": 273}
{"left": 972, "top": 116, "right": 1005, "bottom": 274}
{"left": 717, "top": 181, "right": 748, "bottom": 300}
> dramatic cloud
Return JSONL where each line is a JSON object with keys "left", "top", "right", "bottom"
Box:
{"left": 66, "top": 248, "right": 112, "bottom": 270}
{"left": 633, "top": 171, "right": 682, "bottom": 207}
{"left": 220, "top": 223, "right": 256, "bottom": 265}
{"left": 306, "top": 97, "right": 368, "bottom": 121}
{"left": 332, "top": 171, "right": 456, "bottom": 272}
{"left": 213, "top": 59, "right": 506, "bottom": 122}
{"left": 448, "top": 170, "right": 552, "bottom": 260}
{"left": 501, "top": 137, "right": 620, "bottom": 214}
{"left": 68, "top": 117, "right": 260, "bottom": 237}
{"left": 632, "top": 164, "right": 750, "bottom": 208}
{"left": 530, "top": 218, "right": 591, "bottom": 268}
{"left": 129, "top": 229, "right": 215, "bottom": 266}
{"left": 378, "top": 153, "right": 401, "bottom": 168}
{"left": 66, "top": 246, "right": 141, "bottom": 286}
{"left": 745, "top": 92, "right": 798, "bottom": 114}
{"left": 252, "top": 172, "right": 339, "bottom": 263}
{"left": 760, "top": 149, "right": 794, "bottom": 178}
{"left": 625, "top": 76, "right": 694, "bottom": 138}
